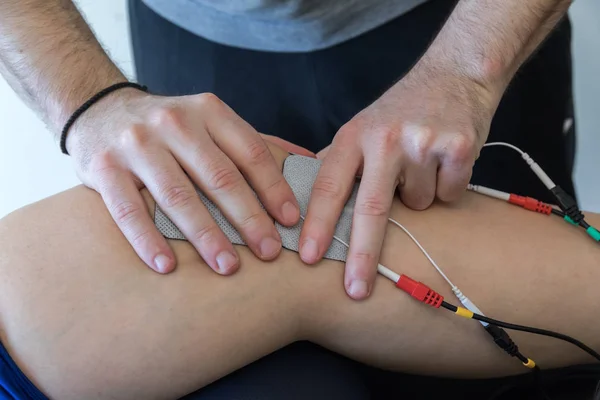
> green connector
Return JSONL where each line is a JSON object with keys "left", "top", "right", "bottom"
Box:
{"left": 587, "top": 226, "right": 600, "bottom": 242}
{"left": 564, "top": 215, "right": 578, "bottom": 226}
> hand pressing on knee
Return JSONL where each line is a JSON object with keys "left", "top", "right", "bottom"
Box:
{"left": 65, "top": 89, "right": 312, "bottom": 275}
{"left": 300, "top": 51, "right": 501, "bottom": 301}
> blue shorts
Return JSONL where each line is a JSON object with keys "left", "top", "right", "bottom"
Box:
{"left": 0, "top": 340, "right": 48, "bottom": 400}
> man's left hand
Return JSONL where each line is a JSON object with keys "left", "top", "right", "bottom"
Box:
{"left": 299, "top": 58, "right": 499, "bottom": 300}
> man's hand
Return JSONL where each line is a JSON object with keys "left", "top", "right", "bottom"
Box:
{"left": 67, "top": 90, "right": 303, "bottom": 274}
{"left": 299, "top": 0, "right": 572, "bottom": 301}
{"left": 300, "top": 59, "right": 496, "bottom": 300}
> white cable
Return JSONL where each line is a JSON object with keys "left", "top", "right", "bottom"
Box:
{"left": 467, "top": 184, "right": 510, "bottom": 201}
{"left": 483, "top": 141, "right": 525, "bottom": 155}
{"left": 298, "top": 215, "right": 400, "bottom": 283}
{"left": 299, "top": 214, "right": 487, "bottom": 324}
{"left": 386, "top": 217, "right": 455, "bottom": 288}
{"left": 482, "top": 142, "right": 556, "bottom": 189}
{"left": 387, "top": 217, "right": 488, "bottom": 325}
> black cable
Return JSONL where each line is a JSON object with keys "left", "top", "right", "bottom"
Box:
{"left": 581, "top": 220, "right": 591, "bottom": 229}
{"left": 440, "top": 301, "right": 600, "bottom": 361}
{"left": 550, "top": 208, "right": 565, "bottom": 218}
{"left": 473, "top": 314, "right": 600, "bottom": 361}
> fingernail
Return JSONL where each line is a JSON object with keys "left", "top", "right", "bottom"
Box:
{"left": 154, "top": 254, "right": 172, "bottom": 273}
{"left": 281, "top": 201, "right": 299, "bottom": 225}
{"left": 300, "top": 238, "right": 319, "bottom": 264}
{"left": 348, "top": 280, "right": 369, "bottom": 299}
{"left": 260, "top": 237, "right": 281, "bottom": 259}
{"left": 216, "top": 251, "right": 238, "bottom": 274}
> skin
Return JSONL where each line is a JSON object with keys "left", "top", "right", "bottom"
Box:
{"left": 0, "top": 144, "right": 599, "bottom": 400}
{"left": 0, "top": 0, "right": 302, "bottom": 277}
{"left": 0, "top": 0, "right": 575, "bottom": 301}
{"left": 301, "top": 0, "right": 575, "bottom": 300}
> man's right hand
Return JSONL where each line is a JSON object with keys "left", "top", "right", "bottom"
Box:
{"left": 66, "top": 90, "right": 304, "bottom": 275}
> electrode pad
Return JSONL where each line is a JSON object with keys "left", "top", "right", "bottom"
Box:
{"left": 154, "top": 154, "right": 359, "bottom": 262}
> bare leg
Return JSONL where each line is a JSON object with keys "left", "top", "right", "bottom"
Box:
{"left": 0, "top": 145, "right": 598, "bottom": 400}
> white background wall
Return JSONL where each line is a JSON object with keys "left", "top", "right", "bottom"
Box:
{"left": 1, "top": 0, "right": 599, "bottom": 218}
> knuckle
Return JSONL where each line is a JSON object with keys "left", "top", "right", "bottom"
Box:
{"left": 121, "top": 124, "right": 151, "bottom": 150}
{"left": 312, "top": 175, "right": 344, "bottom": 201}
{"left": 245, "top": 139, "right": 272, "bottom": 167}
{"left": 160, "top": 185, "right": 196, "bottom": 209}
{"left": 446, "top": 135, "right": 476, "bottom": 165}
{"left": 262, "top": 176, "right": 286, "bottom": 194}
{"left": 350, "top": 251, "right": 378, "bottom": 266}
{"left": 130, "top": 228, "right": 153, "bottom": 249}
{"left": 372, "top": 128, "right": 401, "bottom": 153}
{"left": 236, "top": 211, "right": 264, "bottom": 232}
{"left": 111, "top": 200, "right": 142, "bottom": 226}
{"left": 89, "top": 150, "right": 118, "bottom": 175}
{"left": 337, "top": 122, "right": 359, "bottom": 139}
{"left": 196, "top": 92, "right": 223, "bottom": 109}
{"left": 191, "top": 224, "right": 222, "bottom": 246}
{"left": 356, "top": 195, "right": 388, "bottom": 217}
{"left": 406, "top": 125, "right": 435, "bottom": 163}
{"left": 153, "top": 105, "right": 184, "bottom": 130}
{"left": 205, "top": 164, "right": 242, "bottom": 192}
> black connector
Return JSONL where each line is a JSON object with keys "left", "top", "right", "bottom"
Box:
{"left": 485, "top": 325, "right": 520, "bottom": 357}
{"left": 550, "top": 186, "right": 584, "bottom": 224}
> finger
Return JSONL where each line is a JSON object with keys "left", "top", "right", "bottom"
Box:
{"left": 398, "top": 157, "right": 438, "bottom": 210}
{"left": 93, "top": 160, "right": 175, "bottom": 274}
{"left": 436, "top": 135, "right": 476, "bottom": 202}
{"left": 345, "top": 154, "right": 398, "bottom": 300}
{"left": 132, "top": 150, "right": 241, "bottom": 275}
{"left": 173, "top": 137, "right": 283, "bottom": 261}
{"left": 205, "top": 106, "right": 301, "bottom": 227}
{"left": 316, "top": 145, "right": 330, "bottom": 160}
{"left": 299, "top": 140, "right": 361, "bottom": 265}
{"left": 259, "top": 133, "right": 316, "bottom": 157}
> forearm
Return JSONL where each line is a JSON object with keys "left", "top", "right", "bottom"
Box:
{"left": 422, "top": 0, "right": 572, "bottom": 101}
{"left": 0, "top": 0, "right": 125, "bottom": 136}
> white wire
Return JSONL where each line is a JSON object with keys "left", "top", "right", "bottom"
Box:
{"left": 482, "top": 141, "right": 525, "bottom": 155}
{"left": 299, "top": 212, "right": 487, "bottom": 324}
{"left": 298, "top": 215, "right": 456, "bottom": 288}
{"left": 386, "top": 217, "right": 456, "bottom": 288}
{"left": 481, "top": 141, "right": 556, "bottom": 192}
{"left": 298, "top": 215, "right": 400, "bottom": 283}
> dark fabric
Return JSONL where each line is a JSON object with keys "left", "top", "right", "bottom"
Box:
{"left": 0, "top": 340, "right": 49, "bottom": 400}
{"left": 181, "top": 342, "right": 369, "bottom": 400}
{"left": 129, "top": 0, "right": 594, "bottom": 399}
{"left": 130, "top": 0, "right": 577, "bottom": 204}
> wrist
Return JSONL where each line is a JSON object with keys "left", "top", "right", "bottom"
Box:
{"left": 415, "top": 49, "right": 505, "bottom": 113}
{"left": 50, "top": 69, "right": 127, "bottom": 135}
{"left": 64, "top": 83, "right": 150, "bottom": 156}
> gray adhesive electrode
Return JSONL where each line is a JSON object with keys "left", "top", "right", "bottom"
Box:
{"left": 154, "top": 154, "right": 359, "bottom": 262}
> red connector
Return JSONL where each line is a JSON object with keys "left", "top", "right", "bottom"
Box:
{"left": 396, "top": 275, "right": 444, "bottom": 308}
{"left": 508, "top": 194, "right": 552, "bottom": 215}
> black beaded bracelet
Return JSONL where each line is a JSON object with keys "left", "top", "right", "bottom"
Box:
{"left": 60, "top": 82, "right": 148, "bottom": 155}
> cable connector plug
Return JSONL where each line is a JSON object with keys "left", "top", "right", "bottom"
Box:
{"left": 485, "top": 325, "right": 519, "bottom": 357}
{"left": 550, "top": 186, "right": 583, "bottom": 224}
{"left": 396, "top": 275, "right": 443, "bottom": 308}
{"left": 508, "top": 194, "right": 552, "bottom": 215}
{"left": 587, "top": 226, "right": 600, "bottom": 242}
